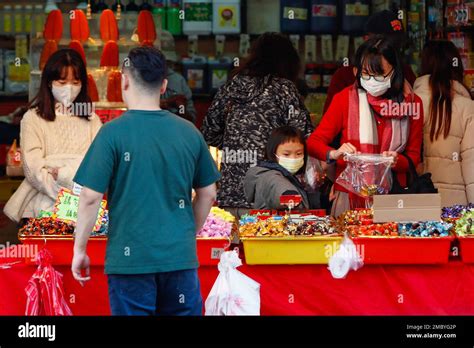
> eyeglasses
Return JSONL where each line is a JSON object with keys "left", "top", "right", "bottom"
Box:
{"left": 361, "top": 68, "right": 394, "bottom": 82}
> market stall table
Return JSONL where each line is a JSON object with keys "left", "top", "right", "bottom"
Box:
{"left": 1, "top": 260, "right": 473, "bottom": 315}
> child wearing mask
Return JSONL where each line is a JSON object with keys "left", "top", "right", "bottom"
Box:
{"left": 4, "top": 49, "right": 102, "bottom": 222}
{"left": 244, "top": 126, "right": 320, "bottom": 210}
{"left": 307, "top": 37, "right": 423, "bottom": 217}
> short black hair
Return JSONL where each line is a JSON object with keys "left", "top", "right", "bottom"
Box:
{"left": 265, "top": 126, "right": 307, "bottom": 174}
{"left": 123, "top": 46, "right": 167, "bottom": 92}
{"left": 354, "top": 36, "right": 405, "bottom": 102}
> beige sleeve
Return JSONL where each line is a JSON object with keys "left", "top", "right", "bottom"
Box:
{"left": 20, "top": 110, "right": 60, "bottom": 200}
{"left": 90, "top": 113, "right": 103, "bottom": 139}
{"left": 461, "top": 115, "right": 474, "bottom": 203}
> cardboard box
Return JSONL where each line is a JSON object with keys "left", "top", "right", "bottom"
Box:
{"left": 373, "top": 194, "right": 441, "bottom": 223}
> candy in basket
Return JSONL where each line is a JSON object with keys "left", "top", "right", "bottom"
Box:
{"left": 336, "top": 153, "right": 393, "bottom": 198}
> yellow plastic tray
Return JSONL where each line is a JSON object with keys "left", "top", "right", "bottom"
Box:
{"left": 241, "top": 236, "right": 343, "bottom": 265}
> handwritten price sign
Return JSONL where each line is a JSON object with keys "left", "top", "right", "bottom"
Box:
{"left": 53, "top": 188, "right": 106, "bottom": 232}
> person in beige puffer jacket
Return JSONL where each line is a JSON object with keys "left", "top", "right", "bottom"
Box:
{"left": 414, "top": 40, "right": 474, "bottom": 206}
{"left": 4, "top": 49, "right": 102, "bottom": 222}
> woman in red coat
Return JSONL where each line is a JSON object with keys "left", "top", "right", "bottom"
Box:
{"left": 308, "top": 37, "right": 423, "bottom": 217}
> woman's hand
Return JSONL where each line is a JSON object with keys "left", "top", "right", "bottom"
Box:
{"left": 330, "top": 143, "right": 358, "bottom": 160}
{"left": 382, "top": 151, "right": 399, "bottom": 168}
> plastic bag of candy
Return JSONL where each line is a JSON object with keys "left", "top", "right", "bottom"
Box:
{"left": 336, "top": 153, "right": 393, "bottom": 198}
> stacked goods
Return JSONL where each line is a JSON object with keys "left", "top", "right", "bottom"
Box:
{"left": 197, "top": 207, "right": 236, "bottom": 238}
{"left": 239, "top": 215, "right": 339, "bottom": 238}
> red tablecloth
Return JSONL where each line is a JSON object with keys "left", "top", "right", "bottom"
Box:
{"left": 1, "top": 261, "right": 473, "bottom": 315}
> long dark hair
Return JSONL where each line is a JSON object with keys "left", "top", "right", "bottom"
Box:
{"left": 234, "top": 32, "right": 301, "bottom": 83}
{"left": 355, "top": 36, "right": 405, "bottom": 102}
{"left": 29, "top": 49, "right": 92, "bottom": 121}
{"left": 421, "top": 40, "right": 471, "bottom": 141}
{"left": 265, "top": 126, "right": 307, "bottom": 174}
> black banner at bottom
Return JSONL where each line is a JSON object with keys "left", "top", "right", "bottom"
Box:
{"left": 0, "top": 316, "right": 473, "bottom": 346}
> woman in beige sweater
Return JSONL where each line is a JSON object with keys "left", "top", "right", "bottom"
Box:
{"left": 414, "top": 41, "right": 474, "bottom": 206}
{"left": 4, "top": 49, "right": 102, "bottom": 222}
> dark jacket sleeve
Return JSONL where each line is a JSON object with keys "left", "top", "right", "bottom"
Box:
{"left": 201, "top": 85, "right": 229, "bottom": 148}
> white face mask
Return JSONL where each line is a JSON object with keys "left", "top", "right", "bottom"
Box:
{"left": 52, "top": 84, "right": 82, "bottom": 106}
{"left": 276, "top": 155, "right": 304, "bottom": 175}
{"left": 360, "top": 76, "right": 391, "bottom": 97}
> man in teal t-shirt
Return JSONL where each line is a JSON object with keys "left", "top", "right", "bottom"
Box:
{"left": 71, "top": 46, "right": 220, "bottom": 316}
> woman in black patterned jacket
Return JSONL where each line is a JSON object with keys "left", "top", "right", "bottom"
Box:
{"left": 201, "top": 32, "right": 314, "bottom": 214}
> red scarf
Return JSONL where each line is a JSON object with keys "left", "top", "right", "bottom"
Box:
{"left": 347, "top": 82, "right": 416, "bottom": 154}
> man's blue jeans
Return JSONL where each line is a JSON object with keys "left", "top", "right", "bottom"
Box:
{"left": 107, "top": 269, "right": 202, "bottom": 316}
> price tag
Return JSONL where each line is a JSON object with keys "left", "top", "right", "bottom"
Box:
{"left": 53, "top": 188, "right": 107, "bottom": 232}
{"left": 239, "top": 34, "right": 250, "bottom": 57}
{"left": 215, "top": 35, "right": 226, "bottom": 57}
{"left": 188, "top": 35, "right": 199, "bottom": 56}
{"left": 321, "top": 35, "right": 333, "bottom": 62}
{"left": 335, "top": 35, "right": 349, "bottom": 62}
{"left": 305, "top": 35, "right": 317, "bottom": 63}
{"left": 280, "top": 194, "right": 303, "bottom": 210}
{"left": 290, "top": 35, "right": 300, "bottom": 53}
{"left": 211, "top": 248, "right": 224, "bottom": 260}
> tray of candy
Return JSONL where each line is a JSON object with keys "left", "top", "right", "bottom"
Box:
{"left": 240, "top": 236, "right": 343, "bottom": 265}
{"left": 351, "top": 236, "right": 455, "bottom": 264}
{"left": 348, "top": 221, "right": 455, "bottom": 264}
{"left": 196, "top": 237, "right": 231, "bottom": 266}
{"left": 19, "top": 235, "right": 107, "bottom": 266}
{"left": 458, "top": 236, "right": 474, "bottom": 263}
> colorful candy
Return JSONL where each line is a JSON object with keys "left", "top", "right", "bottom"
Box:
{"left": 398, "top": 221, "right": 451, "bottom": 237}
{"left": 340, "top": 209, "right": 373, "bottom": 226}
{"left": 19, "top": 218, "right": 75, "bottom": 237}
{"left": 240, "top": 215, "right": 338, "bottom": 237}
{"left": 441, "top": 204, "right": 474, "bottom": 219}
{"left": 455, "top": 210, "right": 474, "bottom": 236}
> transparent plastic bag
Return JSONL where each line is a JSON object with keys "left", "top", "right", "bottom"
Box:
{"left": 304, "top": 156, "right": 327, "bottom": 191}
{"left": 336, "top": 153, "right": 393, "bottom": 198}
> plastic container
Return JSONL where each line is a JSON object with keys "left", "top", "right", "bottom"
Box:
{"left": 182, "top": 56, "right": 208, "bottom": 94}
{"left": 309, "top": 0, "right": 339, "bottom": 34}
{"left": 212, "top": 0, "right": 241, "bottom": 34}
{"left": 305, "top": 63, "right": 321, "bottom": 93}
{"left": 20, "top": 236, "right": 107, "bottom": 266}
{"left": 281, "top": 0, "right": 309, "bottom": 34}
{"left": 196, "top": 237, "right": 230, "bottom": 265}
{"left": 207, "top": 57, "right": 232, "bottom": 94}
{"left": 2, "top": 5, "right": 13, "bottom": 34}
{"left": 14, "top": 5, "right": 25, "bottom": 34}
{"left": 166, "top": 0, "right": 182, "bottom": 35}
{"left": 351, "top": 236, "right": 454, "bottom": 264}
{"left": 247, "top": 0, "right": 280, "bottom": 34}
{"left": 183, "top": 0, "right": 212, "bottom": 35}
{"left": 241, "top": 236, "right": 342, "bottom": 265}
{"left": 152, "top": 0, "right": 167, "bottom": 29}
{"left": 24, "top": 5, "right": 33, "bottom": 34}
{"left": 341, "top": 0, "right": 370, "bottom": 34}
{"left": 459, "top": 236, "right": 474, "bottom": 263}
{"left": 33, "top": 5, "right": 45, "bottom": 35}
